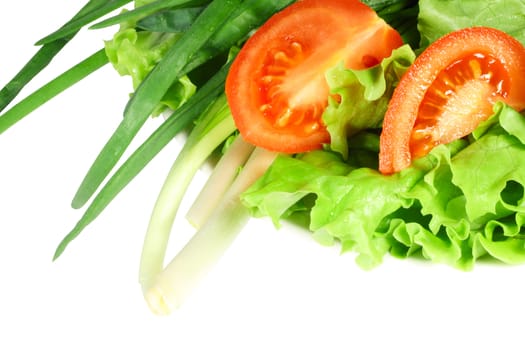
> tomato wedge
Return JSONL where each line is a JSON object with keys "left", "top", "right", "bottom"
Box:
{"left": 379, "top": 26, "right": 525, "bottom": 174}
{"left": 225, "top": 0, "right": 403, "bottom": 153}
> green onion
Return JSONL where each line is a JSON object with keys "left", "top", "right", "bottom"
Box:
{"left": 71, "top": 0, "right": 243, "bottom": 210}
{"left": 53, "top": 61, "right": 230, "bottom": 260}
{"left": 0, "top": 0, "right": 129, "bottom": 113}
{"left": 144, "top": 147, "right": 278, "bottom": 314}
{"left": 139, "top": 93, "right": 236, "bottom": 292}
{"left": 55, "top": 0, "right": 298, "bottom": 268}
{"left": 90, "top": 0, "right": 211, "bottom": 30}
{"left": 0, "top": 49, "right": 108, "bottom": 134}
{"left": 0, "top": 40, "right": 71, "bottom": 114}
{"left": 136, "top": 6, "right": 206, "bottom": 33}
{"left": 186, "top": 135, "right": 255, "bottom": 229}
{"left": 35, "top": 0, "right": 133, "bottom": 45}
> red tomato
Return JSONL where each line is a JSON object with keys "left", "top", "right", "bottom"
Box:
{"left": 225, "top": 0, "right": 403, "bottom": 153}
{"left": 379, "top": 26, "right": 525, "bottom": 174}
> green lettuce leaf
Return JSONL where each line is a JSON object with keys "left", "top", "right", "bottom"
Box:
{"left": 243, "top": 150, "right": 354, "bottom": 227}
{"left": 418, "top": 0, "right": 525, "bottom": 49}
{"left": 400, "top": 104, "right": 525, "bottom": 269}
{"left": 322, "top": 44, "right": 415, "bottom": 159}
{"left": 242, "top": 102, "right": 525, "bottom": 270}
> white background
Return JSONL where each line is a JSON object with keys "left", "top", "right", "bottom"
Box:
{"left": 1, "top": 1, "right": 524, "bottom": 349}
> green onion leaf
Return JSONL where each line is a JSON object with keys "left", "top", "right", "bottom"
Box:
{"left": 90, "top": 0, "right": 211, "bottom": 30}
{"left": 0, "top": 49, "right": 108, "bottom": 134}
{"left": 0, "top": 0, "right": 126, "bottom": 113}
{"left": 136, "top": 6, "right": 206, "bottom": 33}
{"left": 35, "top": 0, "right": 133, "bottom": 45}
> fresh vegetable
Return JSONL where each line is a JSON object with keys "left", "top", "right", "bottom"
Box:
{"left": 322, "top": 44, "right": 415, "bottom": 159}
{"left": 70, "top": 0, "right": 296, "bottom": 213}
{"left": 242, "top": 102, "right": 525, "bottom": 271}
{"left": 138, "top": 93, "right": 237, "bottom": 293}
{"left": 103, "top": 15, "right": 196, "bottom": 116}
{"left": 135, "top": 6, "right": 206, "bottom": 32}
{"left": 70, "top": 0, "right": 244, "bottom": 211}
{"left": 137, "top": 1, "right": 406, "bottom": 306}
{"left": 35, "top": 0, "right": 133, "bottom": 46}
{"left": 89, "top": 0, "right": 211, "bottom": 30}
{"left": 225, "top": 0, "right": 404, "bottom": 154}
{"left": 240, "top": 1, "right": 525, "bottom": 271}
{"left": 4, "top": 0, "right": 525, "bottom": 318}
{"left": 0, "top": 49, "right": 109, "bottom": 134}
{"left": 53, "top": 0, "right": 300, "bottom": 306}
{"left": 53, "top": 63, "right": 232, "bottom": 260}
{"left": 379, "top": 26, "right": 525, "bottom": 174}
{"left": 0, "top": 0, "right": 131, "bottom": 113}
{"left": 145, "top": 145, "right": 277, "bottom": 314}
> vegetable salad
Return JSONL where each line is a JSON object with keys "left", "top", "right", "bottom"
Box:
{"left": 2, "top": 0, "right": 525, "bottom": 315}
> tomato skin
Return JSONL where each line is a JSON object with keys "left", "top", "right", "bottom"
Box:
{"left": 379, "top": 26, "right": 525, "bottom": 174}
{"left": 226, "top": 0, "right": 403, "bottom": 154}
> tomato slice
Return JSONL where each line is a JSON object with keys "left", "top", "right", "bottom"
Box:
{"left": 379, "top": 27, "right": 525, "bottom": 174}
{"left": 225, "top": 0, "right": 403, "bottom": 153}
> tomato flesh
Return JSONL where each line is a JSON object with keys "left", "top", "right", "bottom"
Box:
{"left": 259, "top": 40, "right": 327, "bottom": 138}
{"left": 379, "top": 27, "right": 525, "bottom": 174}
{"left": 411, "top": 52, "right": 509, "bottom": 158}
{"left": 226, "top": 0, "right": 403, "bottom": 153}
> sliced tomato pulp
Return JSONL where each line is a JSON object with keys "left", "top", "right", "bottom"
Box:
{"left": 379, "top": 27, "right": 525, "bottom": 174}
{"left": 225, "top": 0, "right": 403, "bottom": 153}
